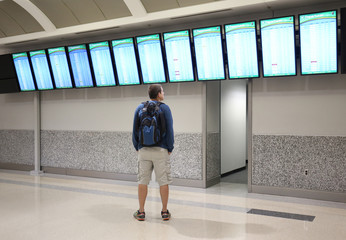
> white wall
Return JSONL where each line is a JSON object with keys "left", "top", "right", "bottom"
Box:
{"left": 221, "top": 80, "right": 247, "bottom": 174}
{"left": 253, "top": 74, "right": 346, "bottom": 136}
{"left": 0, "top": 92, "right": 35, "bottom": 130}
{"left": 37, "top": 82, "right": 204, "bottom": 133}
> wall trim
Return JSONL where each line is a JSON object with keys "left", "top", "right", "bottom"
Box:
{"left": 206, "top": 176, "right": 221, "bottom": 188}
{"left": 172, "top": 178, "right": 205, "bottom": 188}
{"left": 42, "top": 166, "right": 205, "bottom": 188}
{"left": 252, "top": 185, "right": 346, "bottom": 203}
{"left": 42, "top": 167, "right": 137, "bottom": 182}
{"left": 0, "top": 163, "right": 34, "bottom": 171}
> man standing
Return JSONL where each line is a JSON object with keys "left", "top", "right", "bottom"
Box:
{"left": 132, "top": 84, "right": 174, "bottom": 221}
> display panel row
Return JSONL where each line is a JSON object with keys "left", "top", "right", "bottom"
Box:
{"left": 12, "top": 10, "right": 338, "bottom": 92}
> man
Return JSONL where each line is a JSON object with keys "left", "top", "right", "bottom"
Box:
{"left": 132, "top": 84, "right": 174, "bottom": 221}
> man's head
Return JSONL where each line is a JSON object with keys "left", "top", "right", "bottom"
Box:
{"left": 148, "top": 84, "right": 164, "bottom": 101}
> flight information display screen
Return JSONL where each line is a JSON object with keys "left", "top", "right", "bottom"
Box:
{"left": 193, "top": 26, "right": 225, "bottom": 81}
{"left": 48, "top": 47, "right": 73, "bottom": 89}
{"left": 12, "top": 52, "right": 36, "bottom": 91}
{"left": 300, "top": 10, "right": 337, "bottom": 75}
{"left": 68, "top": 44, "right": 94, "bottom": 88}
{"left": 225, "top": 21, "right": 259, "bottom": 79}
{"left": 163, "top": 30, "right": 194, "bottom": 82}
{"left": 111, "top": 38, "right": 140, "bottom": 85}
{"left": 136, "top": 34, "right": 166, "bottom": 84}
{"left": 260, "top": 16, "right": 296, "bottom": 77}
{"left": 89, "top": 41, "right": 116, "bottom": 87}
{"left": 29, "top": 50, "right": 54, "bottom": 90}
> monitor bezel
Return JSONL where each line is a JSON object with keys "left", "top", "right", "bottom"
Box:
{"left": 224, "top": 20, "right": 260, "bottom": 79}
{"left": 259, "top": 15, "right": 297, "bottom": 78}
{"left": 28, "top": 49, "right": 56, "bottom": 91}
{"left": 47, "top": 46, "right": 75, "bottom": 89}
{"left": 162, "top": 29, "right": 196, "bottom": 83}
{"left": 67, "top": 43, "right": 96, "bottom": 88}
{"left": 88, "top": 40, "right": 118, "bottom": 88}
{"left": 192, "top": 25, "right": 227, "bottom": 81}
{"left": 298, "top": 9, "right": 338, "bottom": 76}
{"left": 110, "top": 37, "right": 142, "bottom": 86}
{"left": 135, "top": 33, "right": 168, "bottom": 85}
{"left": 11, "top": 52, "right": 37, "bottom": 92}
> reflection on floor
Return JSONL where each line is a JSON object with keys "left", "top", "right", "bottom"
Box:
{"left": 1, "top": 170, "right": 346, "bottom": 240}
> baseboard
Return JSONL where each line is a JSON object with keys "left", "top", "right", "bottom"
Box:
{"left": 251, "top": 185, "right": 346, "bottom": 203}
{"left": 42, "top": 167, "right": 137, "bottom": 182}
{"left": 172, "top": 178, "right": 205, "bottom": 188}
{"left": 0, "top": 163, "right": 34, "bottom": 171}
{"left": 42, "top": 166, "right": 206, "bottom": 188}
{"left": 221, "top": 166, "right": 246, "bottom": 177}
{"left": 206, "top": 176, "right": 220, "bottom": 188}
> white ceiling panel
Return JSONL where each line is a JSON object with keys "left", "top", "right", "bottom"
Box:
{"left": 0, "top": 7, "right": 26, "bottom": 37}
{"left": 0, "top": 0, "right": 43, "bottom": 37}
{"left": 177, "top": 0, "right": 216, "bottom": 8}
{"left": 0, "top": 0, "right": 345, "bottom": 50}
{"left": 30, "top": 0, "right": 79, "bottom": 28}
{"left": 141, "top": 0, "right": 179, "bottom": 13}
{"left": 63, "top": 0, "right": 106, "bottom": 24}
{"left": 94, "top": 0, "right": 132, "bottom": 19}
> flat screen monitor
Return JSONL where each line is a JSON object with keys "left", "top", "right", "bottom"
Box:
{"left": 67, "top": 44, "right": 94, "bottom": 88}
{"left": 29, "top": 50, "right": 54, "bottom": 90}
{"left": 163, "top": 30, "right": 195, "bottom": 82}
{"left": 260, "top": 16, "right": 296, "bottom": 77}
{"left": 48, "top": 47, "right": 73, "bottom": 89}
{"left": 111, "top": 38, "right": 141, "bottom": 85}
{"left": 299, "top": 10, "right": 338, "bottom": 75}
{"left": 12, "top": 52, "right": 36, "bottom": 91}
{"left": 225, "top": 21, "right": 259, "bottom": 79}
{"left": 89, "top": 41, "right": 116, "bottom": 87}
{"left": 136, "top": 34, "right": 166, "bottom": 84}
{"left": 193, "top": 26, "right": 225, "bottom": 81}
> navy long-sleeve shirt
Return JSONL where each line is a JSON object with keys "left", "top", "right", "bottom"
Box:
{"left": 132, "top": 101, "right": 174, "bottom": 152}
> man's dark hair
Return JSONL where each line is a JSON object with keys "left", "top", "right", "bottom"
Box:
{"left": 148, "top": 84, "right": 162, "bottom": 99}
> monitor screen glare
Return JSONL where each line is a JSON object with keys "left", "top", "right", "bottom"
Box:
{"left": 68, "top": 45, "right": 94, "bottom": 88}
{"left": 12, "top": 53, "right": 36, "bottom": 91}
{"left": 260, "top": 16, "right": 296, "bottom": 77}
{"left": 111, "top": 38, "right": 140, "bottom": 85}
{"left": 136, "top": 34, "right": 166, "bottom": 84}
{"left": 163, "top": 30, "right": 194, "bottom": 82}
{"left": 225, "top": 21, "right": 259, "bottom": 79}
{"left": 193, "top": 26, "right": 225, "bottom": 81}
{"left": 300, "top": 10, "right": 337, "bottom": 75}
{"left": 48, "top": 47, "right": 73, "bottom": 89}
{"left": 29, "top": 50, "right": 54, "bottom": 90}
{"left": 89, "top": 41, "right": 116, "bottom": 87}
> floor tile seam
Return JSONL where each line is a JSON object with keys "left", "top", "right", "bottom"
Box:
{"left": 2, "top": 172, "right": 346, "bottom": 210}
{"left": 1, "top": 176, "right": 345, "bottom": 213}
{"left": 0, "top": 178, "right": 262, "bottom": 209}
{"left": 0, "top": 178, "right": 318, "bottom": 222}
{"left": 0, "top": 178, "right": 251, "bottom": 214}
{"left": 0, "top": 174, "right": 249, "bottom": 203}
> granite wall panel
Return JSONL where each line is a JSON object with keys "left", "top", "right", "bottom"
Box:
{"left": 0, "top": 130, "right": 34, "bottom": 165}
{"left": 40, "top": 130, "right": 203, "bottom": 180}
{"left": 253, "top": 135, "right": 346, "bottom": 193}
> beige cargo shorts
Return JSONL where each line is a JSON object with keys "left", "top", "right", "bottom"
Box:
{"left": 137, "top": 147, "right": 172, "bottom": 186}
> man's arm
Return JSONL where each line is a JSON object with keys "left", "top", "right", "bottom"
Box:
{"left": 163, "top": 105, "right": 174, "bottom": 153}
{"left": 132, "top": 106, "right": 140, "bottom": 151}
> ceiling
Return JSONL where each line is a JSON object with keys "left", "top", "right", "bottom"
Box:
{"left": 0, "top": 0, "right": 345, "bottom": 52}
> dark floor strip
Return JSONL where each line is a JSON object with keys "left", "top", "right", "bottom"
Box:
{"left": 247, "top": 208, "right": 315, "bottom": 222}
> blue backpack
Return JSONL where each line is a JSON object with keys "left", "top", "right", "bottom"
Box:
{"left": 137, "top": 101, "right": 166, "bottom": 146}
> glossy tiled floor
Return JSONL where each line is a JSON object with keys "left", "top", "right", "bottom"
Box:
{"left": 0, "top": 170, "right": 345, "bottom": 240}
